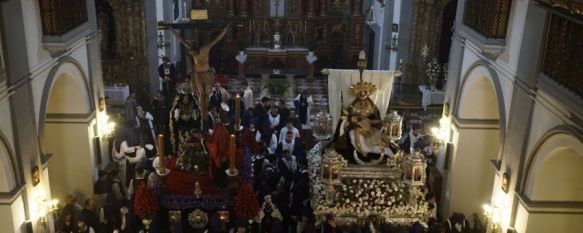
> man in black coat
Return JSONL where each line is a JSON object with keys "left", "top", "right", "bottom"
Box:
{"left": 81, "top": 198, "right": 101, "bottom": 233}
{"left": 254, "top": 97, "right": 272, "bottom": 131}
{"left": 158, "top": 56, "right": 178, "bottom": 100}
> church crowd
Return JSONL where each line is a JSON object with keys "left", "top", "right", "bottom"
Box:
{"left": 54, "top": 67, "right": 469, "bottom": 233}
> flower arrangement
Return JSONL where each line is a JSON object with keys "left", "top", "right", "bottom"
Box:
{"left": 307, "top": 144, "right": 325, "bottom": 202}
{"left": 425, "top": 58, "right": 442, "bottom": 89}
{"left": 235, "top": 183, "right": 261, "bottom": 218}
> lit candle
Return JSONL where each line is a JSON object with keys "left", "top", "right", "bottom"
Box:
{"left": 157, "top": 134, "right": 165, "bottom": 172}
{"left": 229, "top": 134, "right": 236, "bottom": 170}
{"left": 235, "top": 94, "right": 240, "bottom": 130}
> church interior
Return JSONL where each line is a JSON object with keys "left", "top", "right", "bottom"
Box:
{"left": 1, "top": 0, "right": 583, "bottom": 233}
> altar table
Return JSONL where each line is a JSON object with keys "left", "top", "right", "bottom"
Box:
{"left": 104, "top": 85, "right": 130, "bottom": 105}
{"left": 418, "top": 85, "right": 444, "bottom": 110}
{"left": 249, "top": 69, "right": 305, "bottom": 97}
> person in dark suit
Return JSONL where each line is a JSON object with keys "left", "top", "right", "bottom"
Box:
{"left": 158, "top": 56, "right": 178, "bottom": 100}
{"left": 254, "top": 97, "right": 272, "bottom": 131}
{"left": 205, "top": 104, "right": 218, "bottom": 133}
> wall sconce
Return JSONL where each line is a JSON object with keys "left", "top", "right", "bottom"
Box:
{"left": 97, "top": 112, "right": 116, "bottom": 140}
{"left": 431, "top": 117, "right": 450, "bottom": 145}
{"left": 38, "top": 208, "right": 49, "bottom": 229}
{"left": 34, "top": 189, "right": 59, "bottom": 229}
{"left": 390, "top": 34, "right": 398, "bottom": 52}
{"left": 157, "top": 31, "right": 170, "bottom": 50}
{"left": 483, "top": 198, "right": 505, "bottom": 233}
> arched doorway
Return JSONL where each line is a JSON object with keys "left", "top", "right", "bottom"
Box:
{"left": 444, "top": 64, "right": 504, "bottom": 218}
{"left": 40, "top": 61, "right": 96, "bottom": 203}
{"left": 516, "top": 132, "right": 583, "bottom": 233}
{"left": 0, "top": 134, "right": 17, "bottom": 193}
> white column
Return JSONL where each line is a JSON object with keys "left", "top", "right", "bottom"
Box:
{"left": 388, "top": 0, "right": 401, "bottom": 71}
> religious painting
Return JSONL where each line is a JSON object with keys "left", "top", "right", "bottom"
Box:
{"left": 322, "top": 164, "right": 331, "bottom": 179}
{"left": 32, "top": 166, "right": 40, "bottom": 186}
{"left": 443, "top": 102, "right": 450, "bottom": 117}
{"left": 501, "top": 172, "right": 510, "bottom": 193}
{"left": 413, "top": 167, "right": 422, "bottom": 182}
{"left": 392, "top": 23, "right": 399, "bottom": 32}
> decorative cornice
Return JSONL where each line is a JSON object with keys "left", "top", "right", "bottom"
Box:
{"left": 451, "top": 115, "right": 500, "bottom": 130}
{"left": 458, "top": 25, "right": 506, "bottom": 60}
{"left": 42, "top": 22, "right": 91, "bottom": 57}
{"left": 516, "top": 192, "right": 583, "bottom": 214}
{"left": 0, "top": 184, "right": 25, "bottom": 205}
{"left": 535, "top": 0, "right": 583, "bottom": 23}
{"left": 45, "top": 112, "right": 96, "bottom": 124}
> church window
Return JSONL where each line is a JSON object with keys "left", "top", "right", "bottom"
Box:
{"left": 38, "top": 0, "right": 88, "bottom": 36}
{"left": 542, "top": 13, "right": 583, "bottom": 98}
{"left": 463, "top": 0, "right": 511, "bottom": 39}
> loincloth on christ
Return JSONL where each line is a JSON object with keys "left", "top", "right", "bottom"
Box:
{"left": 192, "top": 70, "right": 215, "bottom": 121}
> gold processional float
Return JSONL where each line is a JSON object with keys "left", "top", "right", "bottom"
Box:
{"left": 309, "top": 51, "right": 430, "bottom": 227}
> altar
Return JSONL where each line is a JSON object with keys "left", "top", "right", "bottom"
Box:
{"left": 419, "top": 85, "right": 445, "bottom": 110}
{"left": 104, "top": 85, "right": 129, "bottom": 105}
{"left": 244, "top": 47, "right": 309, "bottom": 73}
{"left": 248, "top": 68, "right": 305, "bottom": 97}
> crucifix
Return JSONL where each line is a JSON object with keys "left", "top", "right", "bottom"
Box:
{"left": 166, "top": 23, "right": 231, "bottom": 121}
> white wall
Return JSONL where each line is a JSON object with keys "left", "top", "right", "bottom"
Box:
{"left": 445, "top": 127, "right": 499, "bottom": 217}
{"left": 514, "top": 200, "right": 583, "bottom": 233}
{"left": 45, "top": 122, "right": 95, "bottom": 202}
{"left": 0, "top": 195, "right": 26, "bottom": 233}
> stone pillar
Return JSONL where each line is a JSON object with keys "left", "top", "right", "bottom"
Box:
{"left": 351, "top": 0, "right": 362, "bottom": 16}
{"left": 305, "top": 0, "right": 316, "bottom": 17}
{"left": 225, "top": 0, "right": 235, "bottom": 16}
{"left": 319, "top": 0, "right": 327, "bottom": 16}
{"left": 285, "top": 74, "right": 295, "bottom": 97}
{"left": 238, "top": 0, "right": 249, "bottom": 17}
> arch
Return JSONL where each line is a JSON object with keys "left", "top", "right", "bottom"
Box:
{"left": 523, "top": 128, "right": 583, "bottom": 202}
{"left": 0, "top": 130, "right": 17, "bottom": 193}
{"left": 444, "top": 61, "right": 506, "bottom": 217}
{"left": 38, "top": 57, "right": 93, "bottom": 153}
{"left": 456, "top": 61, "right": 506, "bottom": 155}
{"left": 39, "top": 57, "right": 96, "bottom": 202}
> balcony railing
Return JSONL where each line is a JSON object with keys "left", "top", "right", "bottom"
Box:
{"left": 463, "top": 0, "right": 512, "bottom": 39}
{"left": 39, "top": 0, "right": 87, "bottom": 36}
{"left": 541, "top": 14, "right": 583, "bottom": 98}
{"left": 535, "top": 0, "right": 583, "bottom": 19}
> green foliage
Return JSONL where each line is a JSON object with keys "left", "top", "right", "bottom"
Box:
{"left": 265, "top": 80, "right": 290, "bottom": 95}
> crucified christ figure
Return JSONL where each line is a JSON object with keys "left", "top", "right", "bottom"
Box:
{"left": 168, "top": 24, "right": 231, "bottom": 120}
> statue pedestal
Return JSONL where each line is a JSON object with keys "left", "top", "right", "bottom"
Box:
{"left": 307, "top": 63, "right": 315, "bottom": 79}
{"left": 238, "top": 63, "right": 245, "bottom": 78}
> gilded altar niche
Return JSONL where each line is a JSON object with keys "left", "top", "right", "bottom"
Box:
{"left": 203, "top": 0, "right": 365, "bottom": 72}
{"left": 407, "top": 0, "right": 457, "bottom": 84}
{"left": 97, "top": 0, "right": 151, "bottom": 90}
